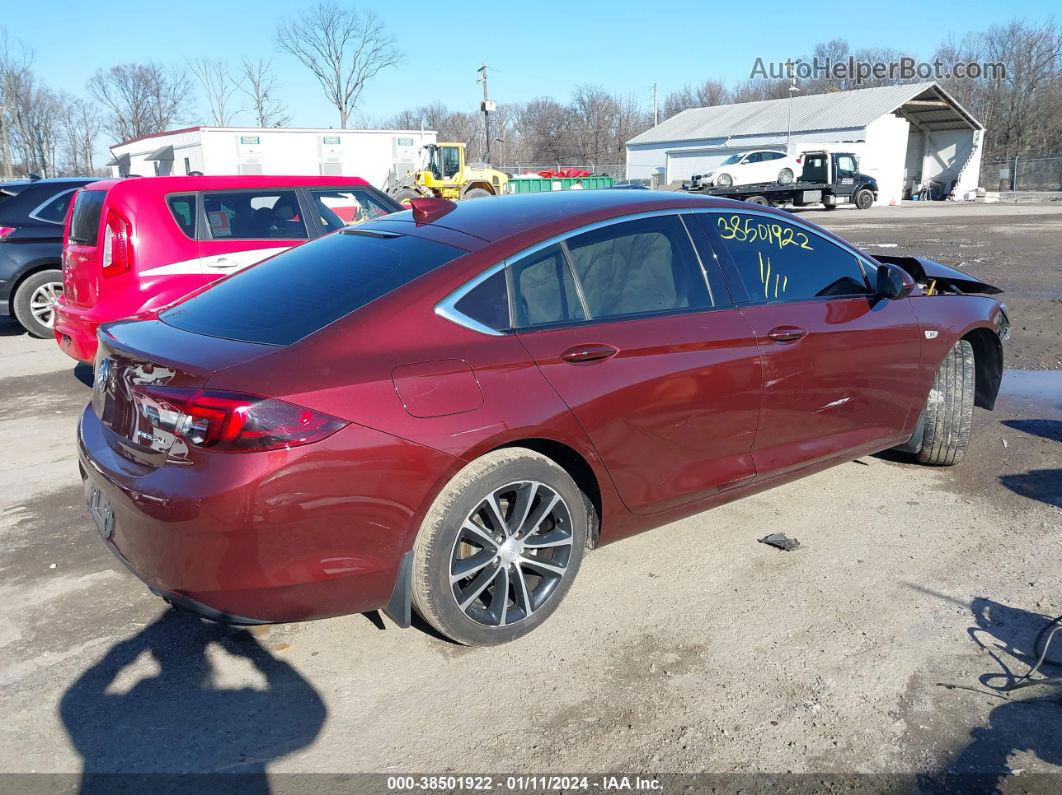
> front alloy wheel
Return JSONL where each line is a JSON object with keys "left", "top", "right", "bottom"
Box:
{"left": 412, "top": 448, "right": 588, "bottom": 645}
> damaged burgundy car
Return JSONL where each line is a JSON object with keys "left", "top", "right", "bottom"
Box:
{"left": 79, "top": 191, "right": 1007, "bottom": 645}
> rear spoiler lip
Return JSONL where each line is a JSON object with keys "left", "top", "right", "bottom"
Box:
{"left": 873, "top": 254, "right": 1003, "bottom": 295}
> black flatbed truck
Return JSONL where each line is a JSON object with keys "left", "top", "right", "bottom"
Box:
{"left": 688, "top": 151, "right": 879, "bottom": 210}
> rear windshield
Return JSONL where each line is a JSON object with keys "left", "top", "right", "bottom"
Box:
{"left": 68, "top": 190, "right": 106, "bottom": 245}
{"left": 161, "top": 231, "right": 465, "bottom": 345}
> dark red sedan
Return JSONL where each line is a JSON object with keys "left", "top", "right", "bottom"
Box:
{"left": 79, "top": 191, "right": 1007, "bottom": 645}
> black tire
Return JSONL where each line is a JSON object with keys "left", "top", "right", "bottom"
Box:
{"left": 13, "top": 269, "right": 63, "bottom": 339}
{"left": 854, "top": 189, "right": 874, "bottom": 210}
{"left": 821, "top": 203, "right": 838, "bottom": 210}
{"left": 716, "top": 173, "right": 733, "bottom": 188}
{"left": 391, "top": 188, "right": 422, "bottom": 206}
{"left": 745, "top": 195, "right": 770, "bottom": 206}
{"left": 917, "top": 339, "right": 975, "bottom": 466}
{"left": 412, "top": 448, "right": 589, "bottom": 646}
{"left": 462, "top": 187, "right": 492, "bottom": 199}
{"left": 777, "top": 168, "right": 795, "bottom": 185}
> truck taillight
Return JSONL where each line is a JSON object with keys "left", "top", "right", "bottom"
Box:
{"left": 131, "top": 385, "right": 348, "bottom": 452}
{"left": 101, "top": 211, "right": 132, "bottom": 277}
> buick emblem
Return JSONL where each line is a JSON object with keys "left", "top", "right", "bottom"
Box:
{"left": 95, "top": 358, "right": 112, "bottom": 393}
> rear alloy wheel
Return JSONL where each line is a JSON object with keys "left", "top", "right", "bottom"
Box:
{"left": 13, "top": 269, "right": 63, "bottom": 339}
{"left": 412, "top": 449, "right": 588, "bottom": 645}
{"left": 916, "top": 339, "right": 975, "bottom": 466}
{"left": 777, "top": 168, "right": 795, "bottom": 185}
{"left": 854, "top": 189, "right": 874, "bottom": 210}
{"left": 715, "top": 173, "right": 733, "bottom": 188}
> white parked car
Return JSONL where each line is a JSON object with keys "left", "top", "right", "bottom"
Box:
{"left": 692, "top": 150, "right": 803, "bottom": 189}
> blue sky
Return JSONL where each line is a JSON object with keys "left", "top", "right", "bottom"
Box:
{"left": 5, "top": 0, "right": 1052, "bottom": 129}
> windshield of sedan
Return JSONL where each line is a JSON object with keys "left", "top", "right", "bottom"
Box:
{"left": 161, "top": 231, "right": 465, "bottom": 345}
{"left": 720, "top": 154, "right": 745, "bottom": 165}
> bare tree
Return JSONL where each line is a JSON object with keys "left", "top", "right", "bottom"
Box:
{"left": 238, "top": 57, "right": 289, "bottom": 127}
{"left": 88, "top": 62, "right": 192, "bottom": 142}
{"left": 190, "top": 58, "right": 241, "bottom": 126}
{"left": 58, "top": 94, "right": 101, "bottom": 174}
{"left": 0, "top": 28, "right": 33, "bottom": 178}
{"left": 276, "top": 1, "right": 401, "bottom": 128}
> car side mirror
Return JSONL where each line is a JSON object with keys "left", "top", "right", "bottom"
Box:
{"left": 876, "top": 263, "right": 915, "bottom": 300}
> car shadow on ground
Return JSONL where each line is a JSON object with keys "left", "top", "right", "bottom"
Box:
{"left": 59, "top": 609, "right": 326, "bottom": 792}
{"left": 913, "top": 592, "right": 1062, "bottom": 791}
{"left": 0, "top": 317, "right": 27, "bottom": 337}
{"left": 998, "top": 469, "right": 1062, "bottom": 508}
{"left": 1001, "top": 418, "right": 1062, "bottom": 443}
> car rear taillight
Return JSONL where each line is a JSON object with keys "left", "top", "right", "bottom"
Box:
{"left": 101, "top": 211, "right": 132, "bottom": 277}
{"left": 0, "top": 226, "right": 14, "bottom": 240}
{"left": 131, "top": 385, "right": 348, "bottom": 452}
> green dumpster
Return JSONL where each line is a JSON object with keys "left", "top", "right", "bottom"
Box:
{"left": 506, "top": 175, "right": 615, "bottom": 194}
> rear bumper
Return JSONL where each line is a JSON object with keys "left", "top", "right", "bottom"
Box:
{"left": 54, "top": 302, "right": 100, "bottom": 363}
{"left": 78, "top": 404, "right": 460, "bottom": 624}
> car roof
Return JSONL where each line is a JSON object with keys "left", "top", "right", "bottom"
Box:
{"left": 370, "top": 190, "right": 761, "bottom": 244}
{"left": 81, "top": 175, "right": 373, "bottom": 194}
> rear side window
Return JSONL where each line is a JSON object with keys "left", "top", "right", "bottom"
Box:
{"left": 454, "top": 270, "right": 510, "bottom": 331}
{"left": 712, "top": 213, "right": 871, "bottom": 302}
{"left": 565, "top": 215, "right": 711, "bottom": 320}
{"left": 512, "top": 244, "right": 585, "bottom": 328}
{"left": 162, "top": 231, "right": 464, "bottom": 345}
{"left": 309, "top": 189, "right": 394, "bottom": 233}
{"left": 202, "top": 190, "right": 307, "bottom": 240}
{"left": 167, "top": 194, "right": 196, "bottom": 238}
{"left": 68, "top": 191, "right": 106, "bottom": 245}
{"left": 31, "top": 189, "right": 76, "bottom": 224}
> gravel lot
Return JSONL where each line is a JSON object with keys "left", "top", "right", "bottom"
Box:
{"left": 0, "top": 202, "right": 1059, "bottom": 791}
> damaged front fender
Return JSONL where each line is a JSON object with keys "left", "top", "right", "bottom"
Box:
{"left": 873, "top": 255, "right": 1003, "bottom": 295}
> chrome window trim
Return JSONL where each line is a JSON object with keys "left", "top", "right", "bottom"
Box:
{"left": 27, "top": 187, "right": 77, "bottom": 225}
{"left": 434, "top": 209, "right": 702, "bottom": 336}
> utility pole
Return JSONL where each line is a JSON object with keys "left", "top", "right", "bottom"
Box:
{"left": 477, "top": 64, "right": 495, "bottom": 164}
{"left": 651, "top": 83, "right": 658, "bottom": 126}
{"left": 786, "top": 77, "right": 800, "bottom": 152}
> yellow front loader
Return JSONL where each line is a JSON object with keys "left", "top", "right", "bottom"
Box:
{"left": 389, "top": 142, "right": 508, "bottom": 203}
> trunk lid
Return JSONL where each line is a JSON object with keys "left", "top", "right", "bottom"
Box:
{"left": 93, "top": 319, "right": 276, "bottom": 461}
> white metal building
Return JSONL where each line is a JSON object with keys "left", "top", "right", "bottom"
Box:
{"left": 106, "top": 126, "right": 438, "bottom": 189}
{"left": 626, "top": 82, "right": 984, "bottom": 205}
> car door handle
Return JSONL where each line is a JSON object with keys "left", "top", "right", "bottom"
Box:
{"left": 211, "top": 257, "right": 239, "bottom": 268}
{"left": 767, "top": 326, "right": 807, "bottom": 343}
{"left": 560, "top": 344, "right": 620, "bottom": 364}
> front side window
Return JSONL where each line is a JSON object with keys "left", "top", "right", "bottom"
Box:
{"left": 512, "top": 244, "right": 585, "bottom": 328}
{"left": 201, "top": 190, "right": 307, "bottom": 240}
{"left": 564, "top": 215, "right": 711, "bottom": 320}
{"left": 721, "top": 154, "right": 743, "bottom": 165}
{"left": 309, "top": 189, "right": 393, "bottom": 233}
{"left": 836, "top": 155, "right": 858, "bottom": 176}
{"left": 712, "top": 213, "right": 871, "bottom": 302}
{"left": 743, "top": 152, "right": 762, "bottom": 163}
{"left": 440, "top": 147, "right": 461, "bottom": 178}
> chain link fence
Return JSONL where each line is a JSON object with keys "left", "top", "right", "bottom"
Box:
{"left": 985, "top": 155, "right": 1062, "bottom": 191}
{"left": 495, "top": 162, "right": 625, "bottom": 180}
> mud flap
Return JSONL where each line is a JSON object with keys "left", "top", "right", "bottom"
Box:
{"left": 383, "top": 550, "right": 413, "bottom": 629}
{"left": 894, "top": 410, "right": 927, "bottom": 454}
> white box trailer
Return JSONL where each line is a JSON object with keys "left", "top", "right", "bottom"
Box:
{"left": 106, "top": 126, "right": 438, "bottom": 190}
